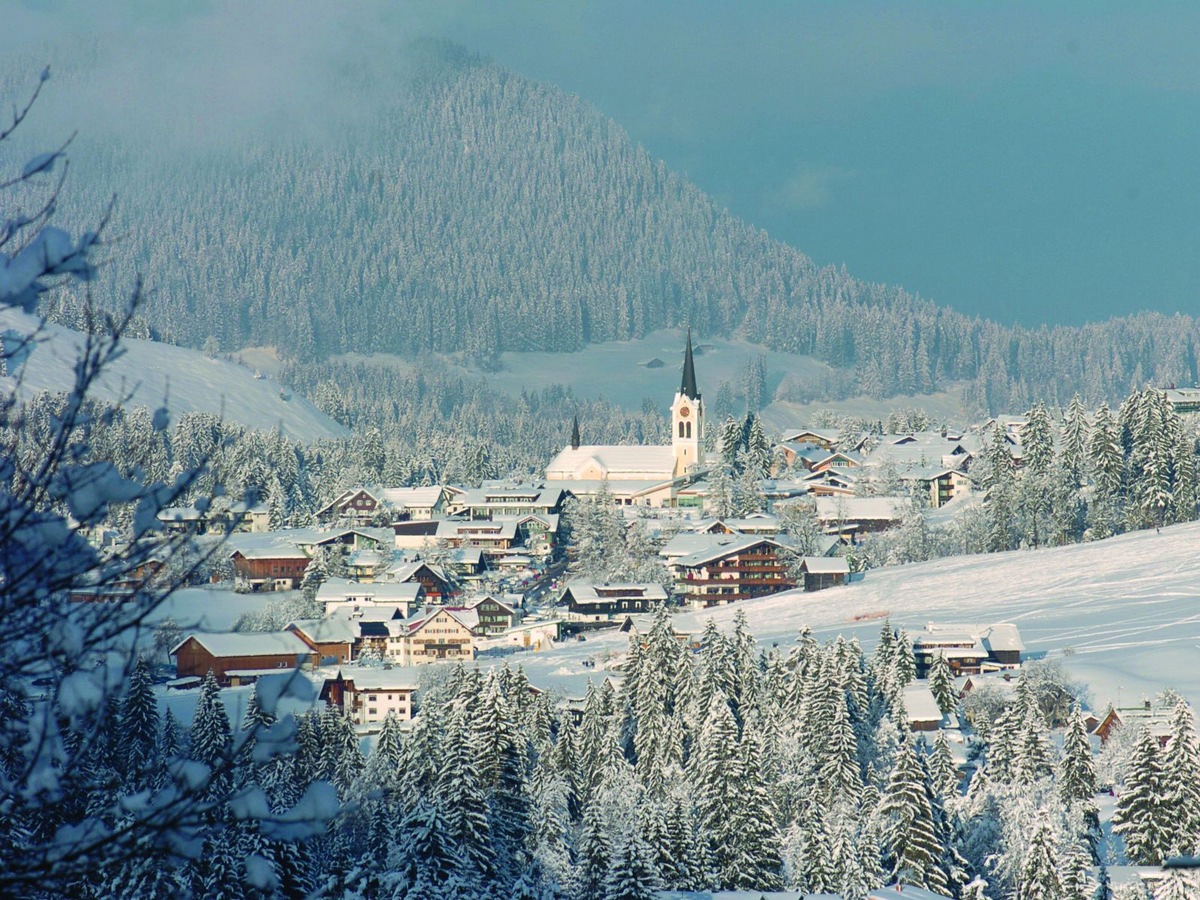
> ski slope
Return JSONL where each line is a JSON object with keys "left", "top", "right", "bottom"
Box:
{"left": 0, "top": 309, "right": 348, "bottom": 441}
{"left": 518, "top": 521, "right": 1200, "bottom": 709}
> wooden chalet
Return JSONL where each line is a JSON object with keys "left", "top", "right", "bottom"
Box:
{"left": 1093, "top": 700, "right": 1177, "bottom": 746}
{"left": 797, "top": 556, "right": 850, "bottom": 591}
{"left": 230, "top": 546, "right": 311, "bottom": 592}
{"left": 315, "top": 487, "right": 387, "bottom": 526}
{"left": 559, "top": 581, "right": 669, "bottom": 621}
{"left": 669, "top": 535, "right": 795, "bottom": 607}
{"left": 911, "top": 623, "right": 1025, "bottom": 678}
{"left": 171, "top": 632, "right": 316, "bottom": 686}
{"left": 386, "top": 561, "right": 454, "bottom": 601}
{"left": 287, "top": 618, "right": 358, "bottom": 665}
{"left": 465, "top": 594, "right": 517, "bottom": 635}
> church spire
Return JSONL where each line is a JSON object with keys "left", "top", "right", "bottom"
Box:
{"left": 680, "top": 329, "right": 700, "bottom": 400}
{"left": 570, "top": 413, "right": 580, "bottom": 450}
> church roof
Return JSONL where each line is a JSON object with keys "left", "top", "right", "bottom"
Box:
{"left": 545, "top": 444, "right": 676, "bottom": 481}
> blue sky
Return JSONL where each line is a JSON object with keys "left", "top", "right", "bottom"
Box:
{"left": 10, "top": 1, "right": 1200, "bottom": 327}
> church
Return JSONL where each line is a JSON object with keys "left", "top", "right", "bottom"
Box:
{"left": 543, "top": 333, "right": 709, "bottom": 508}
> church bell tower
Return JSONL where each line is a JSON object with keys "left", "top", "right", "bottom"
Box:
{"left": 671, "top": 330, "right": 704, "bottom": 477}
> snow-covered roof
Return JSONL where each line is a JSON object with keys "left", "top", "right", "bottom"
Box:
{"left": 377, "top": 486, "right": 446, "bottom": 509}
{"left": 800, "top": 557, "right": 850, "bottom": 575}
{"left": 980, "top": 623, "right": 1025, "bottom": 653}
{"left": 288, "top": 618, "right": 358, "bottom": 644}
{"left": 436, "top": 519, "right": 519, "bottom": 540}
{"left": 331, "top": 666, "right": 420, "bottom": 692}
{"left": 672, "top": 536, "right": 787, "bottom": 569}
{"left": 173, "top": 631, "right": 313, "bottom": 659}
{"left": 814, "top": 496, "right": 907, "bottom": 522}
{"left": 317, "top": 578, "right": 423, "bottom": 603}
{"left": 903, "top": 682, "right": 944, "bottom": 723}
{"left": 544, "top": 444, "right": 677, "bottom": 481}
{"left": 562, "top": 581, "right": 669, "bottom": 604}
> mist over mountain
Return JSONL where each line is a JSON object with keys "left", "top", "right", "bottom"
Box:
{"left": 12, "top": 38, "right": 1200, "bottom": 412}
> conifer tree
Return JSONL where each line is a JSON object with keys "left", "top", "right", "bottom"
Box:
{"left": 604, "top": 828, "right": 660, "bottom": 900}
{"left": 1159, "top": 700, "right": 1200, "bottom": 856}
{"left": 876, "top": 738, "right": 950, "bottom": 893}
{"left": 1016, "top": 821, "right": 1063, "bottom": 900}
{"left": 118, "top": 655, "right": 160, "bottom": 786}
{"left": 928, "top": 653, "right": 955, "bottom": 715}
{"left": 1113, "top": 726, "right": 1169, "bottom": 864}
{"left": 726, "top": 725, "right": 784, "bottom": 890}
{"left": 1059, "top": 704, "right": 1098, "bottom": 805}
{"left": 1154, "top": 867, "right": 1200, "bottom": 900}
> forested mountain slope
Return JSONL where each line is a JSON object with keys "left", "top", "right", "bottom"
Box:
{"left": 16, "top": 41, "right": 1200, "bottom": 411}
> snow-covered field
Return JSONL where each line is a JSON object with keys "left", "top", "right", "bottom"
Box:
{"left": 0, "top": 309, "right": 347, "bottom": 441}
{"left": 517, "top": 521, "right": 1200, "bottom": 709}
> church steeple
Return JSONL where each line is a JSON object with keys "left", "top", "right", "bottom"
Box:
{"left": 671, "top": 330, "right": 704, "bottom": 477}
{"left": 570, "top": 413, "right": 580, "bottom": 450}
{"left": 680, "top": 329, "right": 700, "bottom": 400}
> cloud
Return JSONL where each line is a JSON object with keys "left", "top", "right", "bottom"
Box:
{"left": 772, "top": 162, "right": 855, "bottom": 211}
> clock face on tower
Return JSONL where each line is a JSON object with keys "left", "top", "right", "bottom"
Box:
{"left": 680, "top": 407, "right": 690, "bottom": 418}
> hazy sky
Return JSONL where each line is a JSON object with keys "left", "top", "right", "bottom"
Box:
{"left": 9, "top": 1, "right": 1200, "bottom": 327}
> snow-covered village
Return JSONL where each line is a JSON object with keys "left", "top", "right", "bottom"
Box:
{"left": 6, "top": 5, "right": 1200, "bottom": 900}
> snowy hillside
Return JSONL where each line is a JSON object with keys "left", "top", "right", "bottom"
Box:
{"left": 0, "top": 309, "right": 348, "bottom": 441}
{"left": 518, "top": 522, "right": 1200, "bottom": 709}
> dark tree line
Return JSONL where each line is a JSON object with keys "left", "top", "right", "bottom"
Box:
{"left": 11, "top": 41, "right": 1200, "bottom": 412}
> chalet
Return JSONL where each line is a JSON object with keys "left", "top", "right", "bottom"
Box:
{"left": 911, "top": 623, "right": 1025, "bottom": 677}
{"left": 344, "top": 548, "right": 387, "bottom": 582}
{"left": 399, "top": 606, "right": 477, "bottom": 664}
{"left": 899, "top": 465, "right": 973, "bottom": 509}
{"left": 1093, "top": 700, "right": 1177, "bottom": 746}
{"left": 815, "top": 496, "right": 907, "bottom": 538}
{"left": 1165, "top": 387, "right": 1200, "bottom": 415}
{"left": 669, "top": 536, "right": 795, "bottom": 608}
{"left": 436, "top": 518, "right": 518, "bottom": 560}
{"left": 559, "top": 581, "right": 669, "bottom": 621}
{"left": 694, "top": 514, "right": 781, "bottom": 536}
{"left": 378, "top": 486, "right": 449, "bottom": 521}
{"left": 392, "top": 519, "right": 440, "bottom": 550}
{"left": 797, "top": 556, "right": 850, "bottom": 591}
{"left": 287, "top": 618, "right": 358, "bottom": 665}
{"left": 904, "top": 682, "right": 945, "bottom": 732}
{"left": 778, "top": 428, "right": 840, "bottom": 450}
{"left": 466, "top": 594, "right": 517, "bottom": 634}
{"left": 230, "top": 545, "right": 311, "bottom": 591}
{"left": 459, "top": 483, "right": 567, "bottom": 520}
{"left": 157, "top": 506, "right": 208, "bottom": 535}
{"left": 317, "top": 578, "right": 425, "bottom": 617}
{"left": 386, "top": 560, "right": 455, "bottom": 602}
{"left": 204, "top": 498, "right": 271, "bottom": 534}
{"left": 315, "top": 487, "right": 388, "bottom": 526}
{"left": 320, "top": 666, "right": 420, "bottom": 727}
{"left": 798, "top": 468, "right": 858, "bottom": 497}
{"left": 911, "top": 630, "right": 989, "bottom": 678}
{"left": 513, "top": 512, "right": 563, "bottom": 557}
{"left": 171, "top": 632, "right": 316, "bottom": 685}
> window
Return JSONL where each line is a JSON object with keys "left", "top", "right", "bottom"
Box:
{"left": 685, "top": 421, "right": 692, "bottom": 438}
{"left": 678, "top": 421, "right": 685, "bottom": 438}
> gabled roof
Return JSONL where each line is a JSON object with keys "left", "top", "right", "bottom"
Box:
{"left": 317, "top": 577, "right": 423, "bottom": 603}
{"left": 329, "top": 666, "right": 420, "bottom": 692}
{"left": 288, "top": 618, "right": 358, "bottom": 645}
{"left": 466, "top": 594, "right": 515, "bottom": 615}
{"left": 544, "top": 445, "right": 676, "bottom": 481}
{"left": 561, "top": 581, "right": 669, "bottom": 604}
{"left": 799, "top": 557, "right": 850, "bottom": 575}
{"left": 172, "top": 631, "right": 312, "bottom": 658}
{"left": 377, "top": 486, "right": 446, "bottom": 509}
{"left": 671, "top": 536, "right": 788, "bottom": 569}
{"left": 814, "top": 496, "right": 908, "bottom": 522}
{"left": 436, "top": 519, "right": 519, "bottom": 540}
